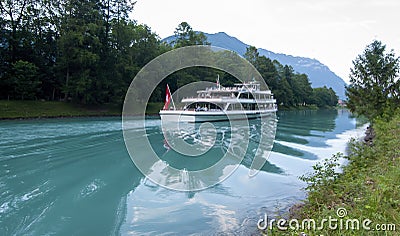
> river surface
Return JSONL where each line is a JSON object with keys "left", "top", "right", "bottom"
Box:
{"left": 0, "top": 109, "right": 365, "bottom": 235}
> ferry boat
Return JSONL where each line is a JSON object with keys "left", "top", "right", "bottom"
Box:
{"left": 159, "top": 79, "right": 277, "bottom": 123}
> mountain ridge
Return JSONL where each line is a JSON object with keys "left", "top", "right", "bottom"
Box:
{"left": 164, "top": 32, "right": 346, "bottom": 99}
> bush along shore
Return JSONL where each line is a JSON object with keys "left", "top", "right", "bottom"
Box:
{"left": 263, "top": 111, "right": 399, "bottom": 235}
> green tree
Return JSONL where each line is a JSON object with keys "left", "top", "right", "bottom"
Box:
{"left": 56, "top": 0, "right": 103, "bottom": 104}
{"left": 254, "top": 55, "right": 279, "bottom": 90}
{"left": 346, "top": 40, "right": 400, "bottom": 120}
{"left": 11, "top": 60, "right": 40, "bottom": 100}
{"left": 292, "top": 73, "right": 313, "bottom": 105}
{"left": 276, "top": 76, "right": 294, "bottom": 106}
{"left": 244, "top": 46, "right": 259, "bottom": 65}
{"left": 0, "top": 0, "right": 30, "bottom": 63}
{"left": 110, "top": 20, "right": 163, "bottom": 103}
{"left": 328, "top": 87, "right": 338, "bottom": 106}
{"left": 0, "top": 17, "right": 10, "bottom": 99}
{"left": 313, "top": 86, "right": 337, "bottom": 107}
{"left": 0, "top": 0, "right": 166, "bottom": 104}
{"left": 275, "top": 63, "right": 295, "bottom": 106}
{"left": 173, "top": 22, "right": 208, "bottom": 48}
{"left": 0, "top": 0, "right": 59, "bottom": 100}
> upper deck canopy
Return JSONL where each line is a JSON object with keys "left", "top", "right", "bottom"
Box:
{"left": 196, "top": 82, "right": 272, "bottom": 95}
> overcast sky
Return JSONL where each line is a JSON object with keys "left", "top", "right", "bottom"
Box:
{"left": 133, "top": 0, "right": 400, "bottom": 83}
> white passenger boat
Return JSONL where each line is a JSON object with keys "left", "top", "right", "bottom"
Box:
{"left": 159, "top": 80, "right": 277, "bottom": 123}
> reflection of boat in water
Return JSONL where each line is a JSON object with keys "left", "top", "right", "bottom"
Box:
{"left": 159, "top": 79, "right": 277, "bottom": 123}
{"left": 153, "top": 117, "right": 278, "bottom": 190}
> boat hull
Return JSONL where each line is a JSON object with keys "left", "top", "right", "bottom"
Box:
{"left": 159, "top": 109, "right": 277, "bottom": 123}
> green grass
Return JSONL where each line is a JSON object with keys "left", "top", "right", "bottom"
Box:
{"left": 0, "top": 100, "right": 121, "bottom": 119}
{"left": 0, "top": 100, "right": 165, "bottom": 119}
{"left": 275, "top": 112, "right": 400, "bottom": 235}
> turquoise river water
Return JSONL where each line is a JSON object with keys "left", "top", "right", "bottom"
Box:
{"left": 0, "top": 109, "right": 365, "bottom": 235}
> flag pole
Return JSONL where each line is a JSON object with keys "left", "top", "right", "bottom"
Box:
{"left": 168, "top": 84, "right": 176, "bottom": 110}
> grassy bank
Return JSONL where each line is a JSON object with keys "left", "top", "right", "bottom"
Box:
{"left": 281, "top": 112, "right": 400, "bottom": 235}
{"left": 0, "top": 100, "right": 121, "bottom": 119}
{"left": 0, "top": 100, "right": 166, "bottom": 119}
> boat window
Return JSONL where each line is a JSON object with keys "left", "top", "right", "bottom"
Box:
{"left": 239, "top": 93, "right": 254, "bottom": 99}
{"left": 186, "top": 102, "right": 224, "bottom": 111}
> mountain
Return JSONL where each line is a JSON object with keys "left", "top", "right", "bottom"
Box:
{"left": 164, "top": 32, "right": 347, "bottom": 99}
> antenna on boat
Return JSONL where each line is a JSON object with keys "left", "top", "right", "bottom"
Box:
{"left": 216, "top": 74, "right": 221, "bottom": 89}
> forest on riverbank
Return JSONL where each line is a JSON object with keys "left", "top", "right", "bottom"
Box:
{"left": 1, "top": 0, "right": 338, "bottom": 113}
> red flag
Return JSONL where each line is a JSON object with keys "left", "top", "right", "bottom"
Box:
{"left": 163, "top": 84, "right": 172, "bottom": 110}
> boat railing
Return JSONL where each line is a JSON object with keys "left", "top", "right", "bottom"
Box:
{"left": 183, "top": 95, "right": 233, "bottom": 99}
{"left": 183, "top": 95, "right": 276, "bottom": 101}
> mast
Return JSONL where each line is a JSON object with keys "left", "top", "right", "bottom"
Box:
{"left": 170, "top": 85, "right": 176, "bottom": 110}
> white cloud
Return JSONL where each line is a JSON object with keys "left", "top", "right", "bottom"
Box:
{"left": 133, "top": 0, "right": 400, "bottom": 83}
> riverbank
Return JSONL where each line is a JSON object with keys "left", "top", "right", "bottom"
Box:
{"left": 0, "top": 100, "right": 166, "bottom": 119}
{"left": 283, "top": 112, "right": 400, "bottom": 235}
{"left": 0, "top": 100, "right": 121, "bottom": 119}
{"left": 1, "top": 100, "right": 339, "bottom": 119}
{"left": 277, "top": 104, "right": 319, "bottom": 110}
